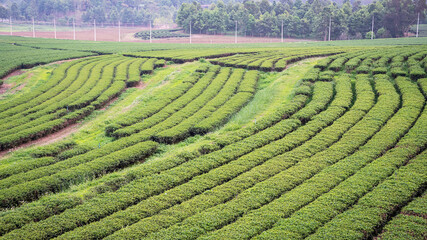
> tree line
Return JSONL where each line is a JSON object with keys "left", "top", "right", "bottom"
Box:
{"left": 0, "top": 0, "right": 230, "bottom": 26}
{"left": 177, "top": 0, "right": 427, "bottom": 40}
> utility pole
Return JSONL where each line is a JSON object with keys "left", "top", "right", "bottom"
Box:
{"left": 328, "top": 16, "right": 331, "bottom": 41}
{"left": 416, "top": 12, "right": 420, "bottom": 38}
{"left": 149, "top": 20, "right": 152, "bottom": 43}
{"left": 32, "top": 17, "right": 35, "bottom": 38}
{"left": 54, "top": 18, "right": 57, "bottom": 39}
{"left": 94, "top": 19, "right": 96, "bottom": 41}
{"left": 118, "top": 20, "right": 121, "bottom": 42}
{"left": 189, "top": 20, "right": 192, "bottom": 44}
{"left": 235, "top": 20, "right": 237, "bottom": 44}
{"left": 9, "top": 16, "right": 12, "bottom": 36}
{"left": 371, "top": 15, "right": 374, "bottom": 40}
{"left": 281, "top": 20, "right": 284, "bottom": 43}
{"left": 73, "top": 18, "right": 76, "bottom": 40}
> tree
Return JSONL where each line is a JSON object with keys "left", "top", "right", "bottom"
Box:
{"left": 259, "top": 0, "right": 271, "bottom": 14}
{"left": 109, "top": 7, "right": 120, "bottom": 24}
{"left": 10, "top": 3, "right": 19, "bottom": 20}
{"left": 0, "top": 5, "right": 8, "bottom": 19}
{"left": 382, "top": 0, "right": 415, "bottom": 37}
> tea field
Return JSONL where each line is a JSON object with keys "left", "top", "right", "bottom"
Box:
{"left": 0, "top": 35, "right": 426, "bottom": 240}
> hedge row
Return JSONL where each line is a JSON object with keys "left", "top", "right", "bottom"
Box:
{"left": 144, "top": 68, "right": 232, "bottom": 142}
{"left": 140, "top": 58, "right": 157, "bottom": 74}
{"left": 67, "top": 58, "right": 123, "bottom": 110}
{"left": 0, "top": 57, "right": 108, "bottom": 129}
{"left": 0, "top": 43, "right": 95, "bottom": 86}
{"left": 0, "top": 58, "right": 81, "bottom": 113}
{"left": 114, "top": 58, "right": 136, "bottom": 81}
{"left": 0, "top": 57, "right": 125, "bottom": 150}
{"left": 377, "top": 191, "right": 427, "bottom": 239}
{"left": 191, "top": 92, "right": 253, "bottom": 135}
{"left": 0, "top": 57, "right": 100, "bottom": 121}
{"left": 308, "top": 107, "right": 427, "bottom": 239}
{"left": 195, "top": 73, "right": 399, "bottom": 240}
{"left": 0, "top": 86, "right": 310, "bottom": 237}
{"left": 134, "top": 29, "right": 189, "bottom": 40}
{"left": 29, "top": 140, "right": 76, "bottom": 158}
{"left": 253, "top": 77, "right": 423, "bottom": 240}
{"left": 35, "top": 78, "right": 330, "bottom": 239}
{"left": 2, "top": 116, "right": 302, "bottom": 239}
{"left": 95, "top": 74, "right": 348, "bottom": 240}
{"left": 119, "top": 74, "right": 365, "bottom": 240}
{"left": 105, "top": 70, "right": 206, "bottom": 135}
{"left": 291, "top": 81, "right": 334, "bottom": 123}
{"left": 210, "top": 48, "right": 345, "bottom": 72}
{"left": 153, "top": 68, "right": 245, "bottom": 143}
{"left": 0, "top": 68, "right": 320, "bottom": 238}
{"left": 190, "top": 71, "right": 259, "bottom": 135}
{"left": 0, "top": 141, "right": 158, "bottom": 208}
{"left": 89, "top": 99, "right": 353, "bottom": 240}
{"left": 126, "top": 58, "right": 146, "bottom": 86}
{"left": 110, "top": 67, "right": 222, "bottom": 138}
{"left": 0, "top": 64, "right": 313, "bottom": 236}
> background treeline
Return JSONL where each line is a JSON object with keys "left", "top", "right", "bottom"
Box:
{"left": 177, "top": 0, "right": 427, "bottom": 40}
{"left": 0, "top": 0, "right": 233, "bottom": 26}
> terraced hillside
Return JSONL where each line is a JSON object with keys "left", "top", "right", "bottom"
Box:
{"left": 0, "top": 36, "right": 426, "bottom": 240}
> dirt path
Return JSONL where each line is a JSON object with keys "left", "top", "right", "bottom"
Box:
{"left": 1, "top": 70, "right": 24, "bottom": 81}
{"left": 0, "top": 80, "right": 149, "bottom": 159}
{"left": 0, "top": 122, "right": 83, "bottom": 159}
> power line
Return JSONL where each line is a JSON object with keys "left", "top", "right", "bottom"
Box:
{"left": 189, "top": 20, "right": 192, "bottom": 44}
{"left": 416, "top": 12, "right": 420, "bottom": 38}
{"left": 73, "top": 17, "right": 76, "bottom": 40}
{"left": 32, "top": 18, "right": 35, "bottom": 38}
{"left": 281, "top": 20, "right": 284, "bottom": 43}
{"left": 54, "top": 18, "right": 57, "bottom": 39}
{"left": 235, "top": 20, "right": 237, "bottom": 44}
{"left": 94, "top": 19, "right": 96, "bottom": 41}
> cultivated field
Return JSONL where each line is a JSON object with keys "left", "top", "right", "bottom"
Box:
{"left": 0, "top": 35, "right": 426, "bottom": 240}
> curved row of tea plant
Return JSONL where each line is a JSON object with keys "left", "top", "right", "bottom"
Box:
{"left": 134, "top": 29, "right": 189, "bottom": 40}
{"left": 109, "top": 66, "right": 258, "bottom": 144}
{"left": 1, "top": 44, "right": 427, "bottom": 240}
{"left": 0, "top": 55, "right": 159, "bottom": 150}
{"left": 0, "top": 42, "right": 96, "bottom": 82}
{"left": 0, "top": 60, "right": 339, "bottom": 239}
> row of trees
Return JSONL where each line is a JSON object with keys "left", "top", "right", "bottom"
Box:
{"left": 177, "top": 0, "right": 427, "bottom": 40}
{"left": 0, "top": 0, "right": 231, "bottom": 26}
{"left": 0, "top": 0, "right": 74, "bottom": 21}
{"left": 0, "top": 0, "right": 153, "bottom": 25}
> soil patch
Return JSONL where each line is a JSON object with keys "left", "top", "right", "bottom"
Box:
{"left": 0, "top": 83, "right": 13, "bottom": 95}
{"left": 134, "top": 81, "right": 147, "bottom": 89}
{"left": 0, "top": 122, "right": 83, "bottom": 159}
{"left": 1, "top": 70, "right": 24, "bottom": 81}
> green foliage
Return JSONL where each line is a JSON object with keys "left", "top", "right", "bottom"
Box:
{"left": 134, "top": 29, "right": 189, "bottom": 40}
{"left": 1, "top": 35, "right": 427, "bottom": 240}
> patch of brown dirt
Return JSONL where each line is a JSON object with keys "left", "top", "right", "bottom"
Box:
{"left": 1, "top": 70, "right": 24, "bottom": 81}
{"left": 100, "top": 96, "right": 120, "bottom": 111}
{"left": 134, "top": 81, "right": 147, "bottom": 89}
{"left": 0, "top": 122, "right": 83, "bottom": 159}
{"left": 0, "top": 83, "right": 13, "bottom": 95}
